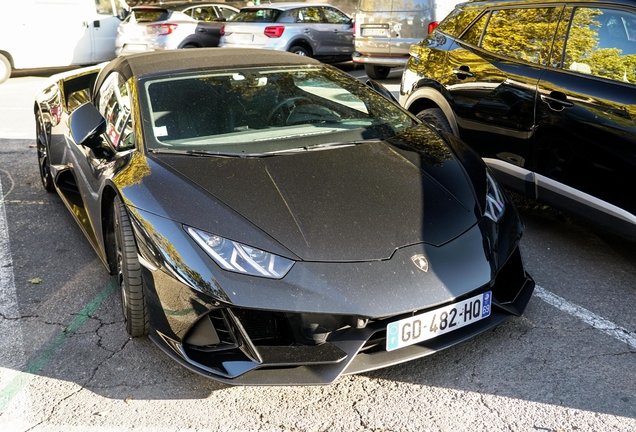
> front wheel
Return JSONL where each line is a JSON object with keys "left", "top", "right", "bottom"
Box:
{"left": 364, "top": 65, "right": 391, "bottom": 80}
{"left": 113, "top": 196, "right": 149, "bottom": 337}
{"left": 36, "top": 114, "right": 55, "bottom": 193}
{"left": 0, "top": 53, "right": 11, "bottom": 84}
{"left": 416, "top": 108, "right": 453, "bottom": 134}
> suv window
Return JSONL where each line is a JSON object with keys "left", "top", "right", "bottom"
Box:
{"left": 437, "top": 7, "right": 481, "bottom": 38}
{"left": 476, "top": 8, "right": 561, "bottom": 65}
{"left": 358, "top": 0, "right": 430, "bottom": 13}
{"left": 563, "top": 7, "right": 636, "bottom": 84}
{"left": 298, "top": 7, "right": 324, "bottom": 23}
{"left": 190, "top": 6, "right": 219, "bottom": 22}
{"left": 218, "top": 6, "right": 237, "bottom": 20}
{"left": 231, "top": 9, "right": 282, "bottom": 23}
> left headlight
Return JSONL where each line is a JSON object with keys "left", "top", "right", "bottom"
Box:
{"left": 186, "top": 226, "right": 294, "bottom": 279}
{"left": 484, "top": 172, "right": 506, "bottom": 223}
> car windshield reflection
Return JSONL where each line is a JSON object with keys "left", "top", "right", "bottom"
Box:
{"left": 142, "top": 65, "right": 414, "bottom": 155}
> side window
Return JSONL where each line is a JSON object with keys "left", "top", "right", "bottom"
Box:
{"left": 480, "top": 7, "right": 561, "bottom": 65}
{"left": 460, "top": 12, "right": 488, "bottom": 45}
{"left": 192, "top": 6, "right": 217, "bottom": 22}
{"left": 95, "top": 0, "right": 113, "bottom": 15}
{"left": 95, "top": 72, "right": 133, "bottom": 150}
{"left": 564, "top": 7, "right": 636, "bottom": 84}
{"left": 439, "top": 8, "right": 482, "bottom": 38}
{"left": 217, "top": 6, "right": 237, "bottom": 21}
{"left": 298, "top": 7, "right": 324, "bottom": 24}
{"left": 321, "top": 7, "right": 350, "bottom": 24}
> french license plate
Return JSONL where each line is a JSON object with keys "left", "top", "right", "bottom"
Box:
{"left": 236, "top": 34, "right": 255, "bottom": 42}
{"left": 386, "top": 291, "right": 492, "bottom": 352}
{"left": 362, "top": 28, "right": 387, "bottom": 36}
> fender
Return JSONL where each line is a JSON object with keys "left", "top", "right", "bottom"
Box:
{"left": 402, "top": 86, "right": 460, "bottom": 137}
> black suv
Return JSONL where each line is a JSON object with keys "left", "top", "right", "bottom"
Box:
{"left": 400, "top": 0, "right": 636, "bottom": 241}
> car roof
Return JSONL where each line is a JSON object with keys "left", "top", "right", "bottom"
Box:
{"left": 465, "top": 0, "right": 635, "bottom": 5}
{"left": 132, "top": 2, "right": 234, "bottom": 11}
{"left": 96, "top": 48, "right": 322, "bottom": 89}
{"left": 238, "top": 3, "right": 338, "bottom": 11}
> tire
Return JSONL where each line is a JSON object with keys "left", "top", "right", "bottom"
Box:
{"left": 182, "top": 44, "right": 198, "bottom": 49}
{"left": 416, "top": 108, "right": 453, "bottom": 134}
{"left": 289, "top": 45, "right": 310, "bottom": 56}
{"left": 36, "top": 113, "right": 55, "bottom": 193}
{"left": 364, "top": 65, "right": 391, "bottom": 80}
{"left": 0, "top": 53, "right": 11, "bottom": 84}
{"left": 113, "top": 196, "right": 149, "bottom": 337}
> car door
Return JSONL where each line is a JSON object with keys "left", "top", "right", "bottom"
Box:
{"left": 296, "top": 7, "right": 324, "bottom": 53}
{"left": 536, "top": 5, "right": 636, "bottom": 216}
{"left": 69, "top": 71, "right": 133, "bottom": 229}
{"left": 442, "top": 6, "right": 562, "bottom": 175}
{"left": 319, "top": 6, "right": 354, "bottom": 54}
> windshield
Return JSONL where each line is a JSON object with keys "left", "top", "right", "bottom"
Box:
{"left": 141, "top": 65, "right": 416, "bottom": 155}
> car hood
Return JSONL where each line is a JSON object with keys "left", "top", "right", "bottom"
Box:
{"left": 147, "top": 128, "right": 482, "bottom": 262}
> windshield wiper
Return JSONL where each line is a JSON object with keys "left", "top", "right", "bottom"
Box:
{"left": 148, "top": 141, "right": 379, "bottom": 158}
{"left": 148, "top": 149, "right": 256, "bottom": 158}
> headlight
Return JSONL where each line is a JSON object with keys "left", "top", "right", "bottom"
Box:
{"left": 186, "top": 227, "right": 294, "bottom": 279}
{"left": 484, "top": 172, "right": 506, "bottom": 223}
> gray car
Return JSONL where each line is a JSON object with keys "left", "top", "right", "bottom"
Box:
{"left": 220, "top": 3, "right": 354, "bottom": 62}
{"left": 352, "top": 0, "right": 462, "bottom": 79}
{"left": 116, "top": 2, "right": 239, "bottom": 55}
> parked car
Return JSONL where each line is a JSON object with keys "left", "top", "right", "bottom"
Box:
{"left": 352, "top": 0, "right": 463, "bottom": 79}
{"left": 116, "top": 2, "right": 238, "bottom": 55}
{"left": 400, "top": 0, "right": 636, "bottom": 241}
{"left": 220, "top": 3, "right": 354, "bottom": 62}
{"left": 34, "top": 48, "right": 533, "bottom": 385}
{"left": 0, "top": 0, "right": 128, "bottom": 84}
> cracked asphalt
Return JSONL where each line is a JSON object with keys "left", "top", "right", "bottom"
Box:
{"left": 0, "top": 68, "right": 635, "bottom": 432}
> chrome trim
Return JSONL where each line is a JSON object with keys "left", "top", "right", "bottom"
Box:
{"left": 484, "top": 158, "right": 636, "bottom": 225}
{"left": 138, "top": 254, "right": 158, "bottom": 272}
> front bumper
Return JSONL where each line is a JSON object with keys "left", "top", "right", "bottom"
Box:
{"left": 130, "top": 199, "right": 533, "bottom": 385}
{"left": 150, "top": 258, "right": 533, "bottom": 385}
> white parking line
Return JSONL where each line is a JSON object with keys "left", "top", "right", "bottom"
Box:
{"left": 535, "top": 285, "right": 636, "bottom": 350}
{"left": 0, "top": 176, "right": 32, "bottom": 417}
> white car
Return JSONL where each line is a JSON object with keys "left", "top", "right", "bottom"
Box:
{"left": 116, "top": 2, "right": 238, "bottom": 55}
{"left": 220, "top": 3, "right": 354, "bottom": 62}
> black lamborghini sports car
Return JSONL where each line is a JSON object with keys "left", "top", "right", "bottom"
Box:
{"left": 35, "top": 48, "right": 535, "bottom": 385}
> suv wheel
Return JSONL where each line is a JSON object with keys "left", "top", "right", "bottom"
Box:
{"left": 289, "top": 45, "right": 310, "bottom": 56}
{"left": 417, "top": 108, "right": 452, "bottom": 134}
{"left": 364, "top": 65, "right": 391, "bottom": 80}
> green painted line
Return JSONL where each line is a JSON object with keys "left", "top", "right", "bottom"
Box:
{"left": 0, "top": 278, "right": 118, "bottom": 412}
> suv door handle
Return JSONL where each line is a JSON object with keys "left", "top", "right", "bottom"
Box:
{"left": 540, "top": 93, "right": 574, "bottom": 111}
{"left": 452, "top": 66, "right": 474, "bottom": 78}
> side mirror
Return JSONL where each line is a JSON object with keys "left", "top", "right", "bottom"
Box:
{"left": 365, "top": 80, "right": 399, "bottom": 104}
{"left": 69, "top": 103, "right": 106, "bottom": 148}
{"left": 118, "top": 9, "right": 129, "bottom": 21}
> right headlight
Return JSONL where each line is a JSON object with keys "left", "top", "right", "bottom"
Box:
{"left": 484, "top": 172, "right": 506, "bottom": 223}
{"left": 186, "top": 226, "right": 294, "bottom": 279}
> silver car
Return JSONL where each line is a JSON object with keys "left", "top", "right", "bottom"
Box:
{"left": 220, "top": 3, "right": 354, "bottom": 62}
{"left": 116, "top": 2, "right": 239, "bottom": 55}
